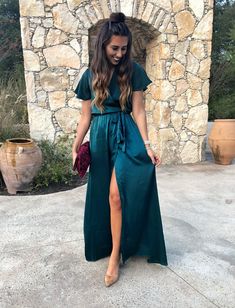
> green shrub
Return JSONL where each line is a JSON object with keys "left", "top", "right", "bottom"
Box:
{"left": 0, "top": 0, "right": 23, "bottom": 78}
{"left": 208, "top": 94, "right": 235, "bottom": 120}
{"left": 208, "top": 1, "right": 235, "bottom": 120}
{"left": 0, "top": 125, "right": 30, "bottom": 142}
{"left": 0, "top": 64, "right": 28, "bottom": 142}
{"left": 32, "top": 138, "right": 74, "bottom": 191}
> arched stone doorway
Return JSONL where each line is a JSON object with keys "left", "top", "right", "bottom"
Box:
{"left": 19, "top": 0, "right": 214, "bottom": 164}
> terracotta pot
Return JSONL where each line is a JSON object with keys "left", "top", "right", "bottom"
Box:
{"left": 0, "top": 138, "right": 42, "bottom": 194}
{"left": 208, "top": 119, "right": 235, "bottom": 165}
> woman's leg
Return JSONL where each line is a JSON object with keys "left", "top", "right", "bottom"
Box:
{"left": 106, "top": 167, "right": 122, "bottom": 275}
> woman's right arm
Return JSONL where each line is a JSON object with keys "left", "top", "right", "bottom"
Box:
{"left": 72, "top": 99, "right": 92, "bottom": 165}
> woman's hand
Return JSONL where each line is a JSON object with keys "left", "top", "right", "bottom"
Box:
{"left": 71, "top": 99, "right": 92, "bottom": 168}
{"left": 146, "top": 147, "right": 161, "bottom": 166}
{"left": 72, "top": 151, "right": 77, "bottom": 167}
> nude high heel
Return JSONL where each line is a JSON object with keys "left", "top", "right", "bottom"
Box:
{"left": 104, "top": 271, "right": 119, "bottom": 287}
{"left": 104, "top": 257, "right": 121, "bottom": 287}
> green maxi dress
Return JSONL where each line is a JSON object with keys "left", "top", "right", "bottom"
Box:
{"left": 74, "top": 61, "right": 168, "bottom": 266}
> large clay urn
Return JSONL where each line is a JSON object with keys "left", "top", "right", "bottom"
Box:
{"left": 0, "top": 138, "right": 42, "bottom": 194}
{"left": 208, "top": 119, "right": 235, "bottom": 165}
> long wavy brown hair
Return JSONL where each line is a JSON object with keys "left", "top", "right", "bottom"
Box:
{"left": 91, "top": 12, "right": 132, "bottom": 113}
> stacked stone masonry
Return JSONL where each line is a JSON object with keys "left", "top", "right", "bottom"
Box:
{"left": 19, "top": 0, "right": 214, "bottom": 164}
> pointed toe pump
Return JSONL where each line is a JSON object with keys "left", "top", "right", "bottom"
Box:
{"left": 104, "top": 258, "right": 121, "bottom": 287}
{"left": 104, "top": 272, "right": 119, "bottom": 287}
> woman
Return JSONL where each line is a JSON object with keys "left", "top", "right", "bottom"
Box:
{"left": 72, "top": 12, "right": 168, "bottom": 287}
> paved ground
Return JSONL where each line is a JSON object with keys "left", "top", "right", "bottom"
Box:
{"left": 0, "top": 154, "right": 234, "bottom": 308}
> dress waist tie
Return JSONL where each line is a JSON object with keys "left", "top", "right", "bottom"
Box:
{"left": 116, "top": 112, "right": 127, "bottom": 153}
{"left": 92, "top": 110, "right": 130, "bottom": 153}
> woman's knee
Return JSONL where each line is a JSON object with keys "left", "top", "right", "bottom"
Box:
{"left": 109, "top": 192, "right": 121, "bottom": 210}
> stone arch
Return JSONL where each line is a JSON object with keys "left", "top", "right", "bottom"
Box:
{"left": 19, "top": 0, "right": 214, "bottom": 164}
{"left": 66, "top": 0, "right": 172, "bottom": 27}
{"left": 72, "top": 1, "right": 172, "bottom": 66}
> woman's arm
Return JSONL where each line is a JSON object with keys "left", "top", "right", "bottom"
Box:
{"left": 132, "top": 91, "right": 160, "bottom": 166}
{"left": 132, "top": 91, "right": 149, "bottom": 142}
{"left": 72, "top": 99, "right": 92, "bottom": 165}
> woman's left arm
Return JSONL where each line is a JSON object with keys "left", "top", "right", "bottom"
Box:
{"left": 132, "top": 91, "right": 161, "bottom": 166}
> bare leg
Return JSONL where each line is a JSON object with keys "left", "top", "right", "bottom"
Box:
{"left": 106, "top": 167, "right": 122, "bottom": 276}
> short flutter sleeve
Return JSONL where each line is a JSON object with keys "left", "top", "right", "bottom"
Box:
{"left": 131, "top": 62, "right": 152, "bottom": 91}
{"left": 74, "top": 68, "right": 91, "bottom": 100}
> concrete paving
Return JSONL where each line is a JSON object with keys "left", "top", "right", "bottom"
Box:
{"left": 0, "top": 154, "right": 235, "bottom": 308}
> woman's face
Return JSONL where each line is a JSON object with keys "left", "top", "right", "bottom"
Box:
{"left": 105, "top": 35, "right": 128, "bottom": 66}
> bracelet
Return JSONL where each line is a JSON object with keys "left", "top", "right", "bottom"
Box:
{"left": 144, "top": 140, "right": 151, "bottom": 145}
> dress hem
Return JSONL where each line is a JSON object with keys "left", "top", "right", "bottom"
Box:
{"left": 84, "top": 253, "right": 168, "bottom": 267}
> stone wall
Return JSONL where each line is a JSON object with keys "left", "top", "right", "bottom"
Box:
{"left": 19, "top": 0, "right": 214, "bottom": 164}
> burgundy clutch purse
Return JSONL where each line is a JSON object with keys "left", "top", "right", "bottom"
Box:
{"left": 73, "top": 141, "right": 91, "bottom": 177}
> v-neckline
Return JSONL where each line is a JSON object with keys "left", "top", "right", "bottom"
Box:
{"left": 108, "top": 68, "right": 116, "bottom": 86}
{"left": 109, "top": 68, "right": 115, "bottom": 80}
